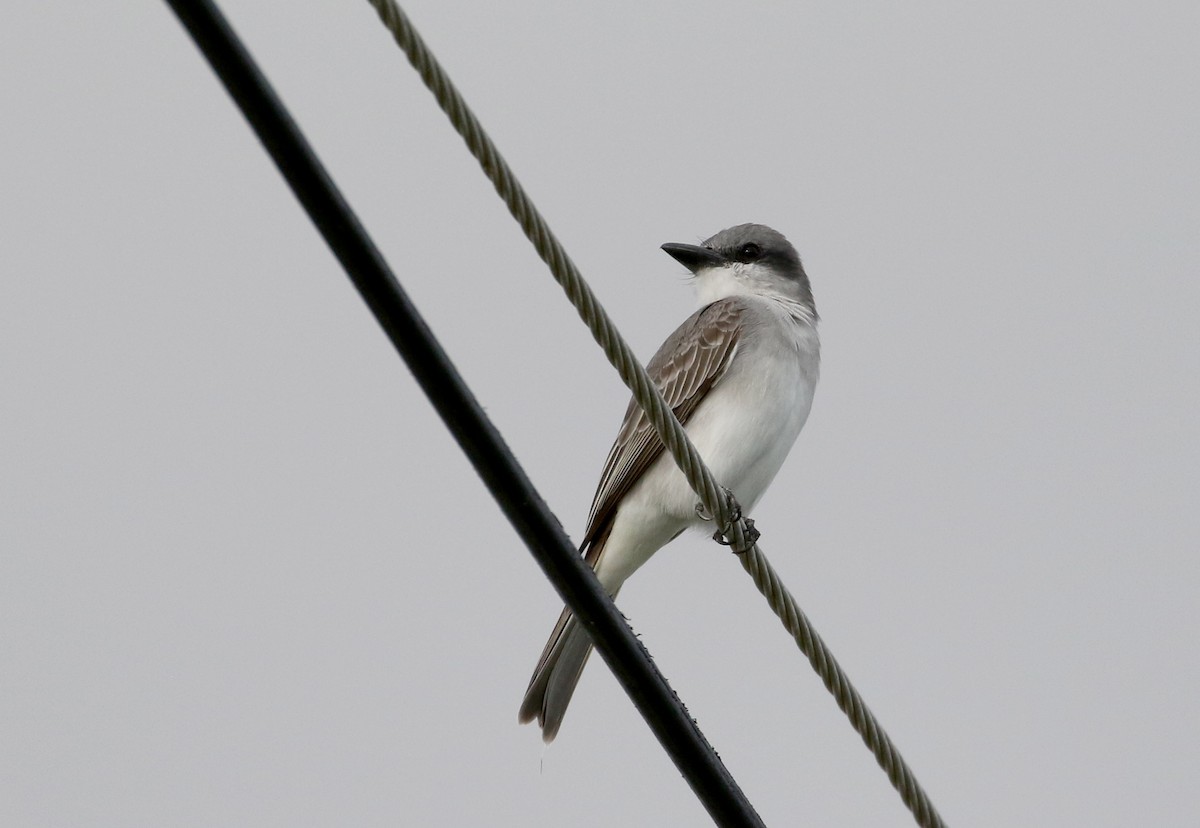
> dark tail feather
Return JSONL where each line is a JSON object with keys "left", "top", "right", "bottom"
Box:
{"left": 520, "top": 524, "right": 617, "bottom": 742}
{"left": 517, "top": 605, "right": 595, "bottom": 742}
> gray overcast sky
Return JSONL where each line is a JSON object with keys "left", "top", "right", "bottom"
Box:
{"left": 2, "top": 2, "right": 1197, "bottom": 825}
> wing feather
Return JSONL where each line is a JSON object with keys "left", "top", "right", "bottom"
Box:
{"left": 580, "top": 298, "right": 747, "bottom": 557}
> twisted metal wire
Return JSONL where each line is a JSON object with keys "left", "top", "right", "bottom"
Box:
{"left": 366, "top": 2, "right": 945, "bottom": 825}
{"left": 738, "top": 540, "right": 944, "bottom": 827}
{"left": 365, "top": 0, "right": 740, "bottom": 542}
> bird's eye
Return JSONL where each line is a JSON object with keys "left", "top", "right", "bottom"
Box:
{"left": 739, "top": 242, "right": 763, "bottom": 261}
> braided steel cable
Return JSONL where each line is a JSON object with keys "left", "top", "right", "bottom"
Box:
{"left": 367, "top": 3, "right": 946, "bottom": 826}
{"left": 365, "top": 0, "right": 734, "bottom": 535}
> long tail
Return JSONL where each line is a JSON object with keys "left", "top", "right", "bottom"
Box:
{"left": 520, "top": 521, "right": 623, "bottom": 741}
{"left": 517, "top": 603, "right": 597, "bottom": 743}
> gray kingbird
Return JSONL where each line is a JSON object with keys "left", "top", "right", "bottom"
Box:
{"left": 518, "top": 223, "right": 820, "bottom": 741}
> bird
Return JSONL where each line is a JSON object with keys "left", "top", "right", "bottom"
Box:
{"left": 518, "top": 223, "right": 820, "bottom": 742}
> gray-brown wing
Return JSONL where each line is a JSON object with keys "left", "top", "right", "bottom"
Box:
{"left": 579, "top": 298, "right": 747, "bottom": 556}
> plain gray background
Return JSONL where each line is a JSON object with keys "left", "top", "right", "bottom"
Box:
{"left": 3, "top": 2, "right": 1197, "bottom": 825}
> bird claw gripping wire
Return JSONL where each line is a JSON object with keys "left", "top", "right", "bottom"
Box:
{"left": 695, "top": 488, "right": 760, "bottom": 550}
{"left": 693, "top": 488, "right": 728, "bottom": 524}
{"left": 722, "top": 517, "right": 760, "bottom": 549}
{"left": 715, "top": 516, "right": 760, "bottom": 550}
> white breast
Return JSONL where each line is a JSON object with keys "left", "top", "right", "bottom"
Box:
{"left": 593, "top": 296, "right": 819, "bottom": 589}
{"left": 662, "top": 296, "right": 819, "bottom": 517}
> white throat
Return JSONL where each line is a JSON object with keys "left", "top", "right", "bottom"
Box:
{"left": 693, "top": 265, "right": 746, "bottom": 306}
{"left": 693, "top": 263, "right": 812, "bottom": 324}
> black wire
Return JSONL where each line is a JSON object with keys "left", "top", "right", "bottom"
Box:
{"left": 161, "top": 2, "right": 766, "bottom": 826}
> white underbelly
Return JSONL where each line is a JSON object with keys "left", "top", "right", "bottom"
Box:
{"left": 594, "top": 337, "right": 817, "bottom": 589}
{"left": 682, "top": 348, "right": 816, "bottom": 512}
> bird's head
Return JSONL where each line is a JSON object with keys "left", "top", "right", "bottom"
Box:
{"left": 661, "top": 223, "right": 814, "bottom": 312}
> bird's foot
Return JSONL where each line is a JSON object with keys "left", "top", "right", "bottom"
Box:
{"left": 745, "top": 518, "right": 761, "bottom": 544}
{"left": 713, "top": 517, "right": 759, "bottom": 547}
{"left": 707, "top": 488, "right": 759, "bottom": 550}
{"left": 696, "top": 486, "right": 735, "bottom": 529}
{"left": 697, "top": 488, "right": 759, "bottom": 550}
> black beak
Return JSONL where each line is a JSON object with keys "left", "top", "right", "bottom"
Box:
{"left": 660, "top": 242, "right": 725, "bottom": 273}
